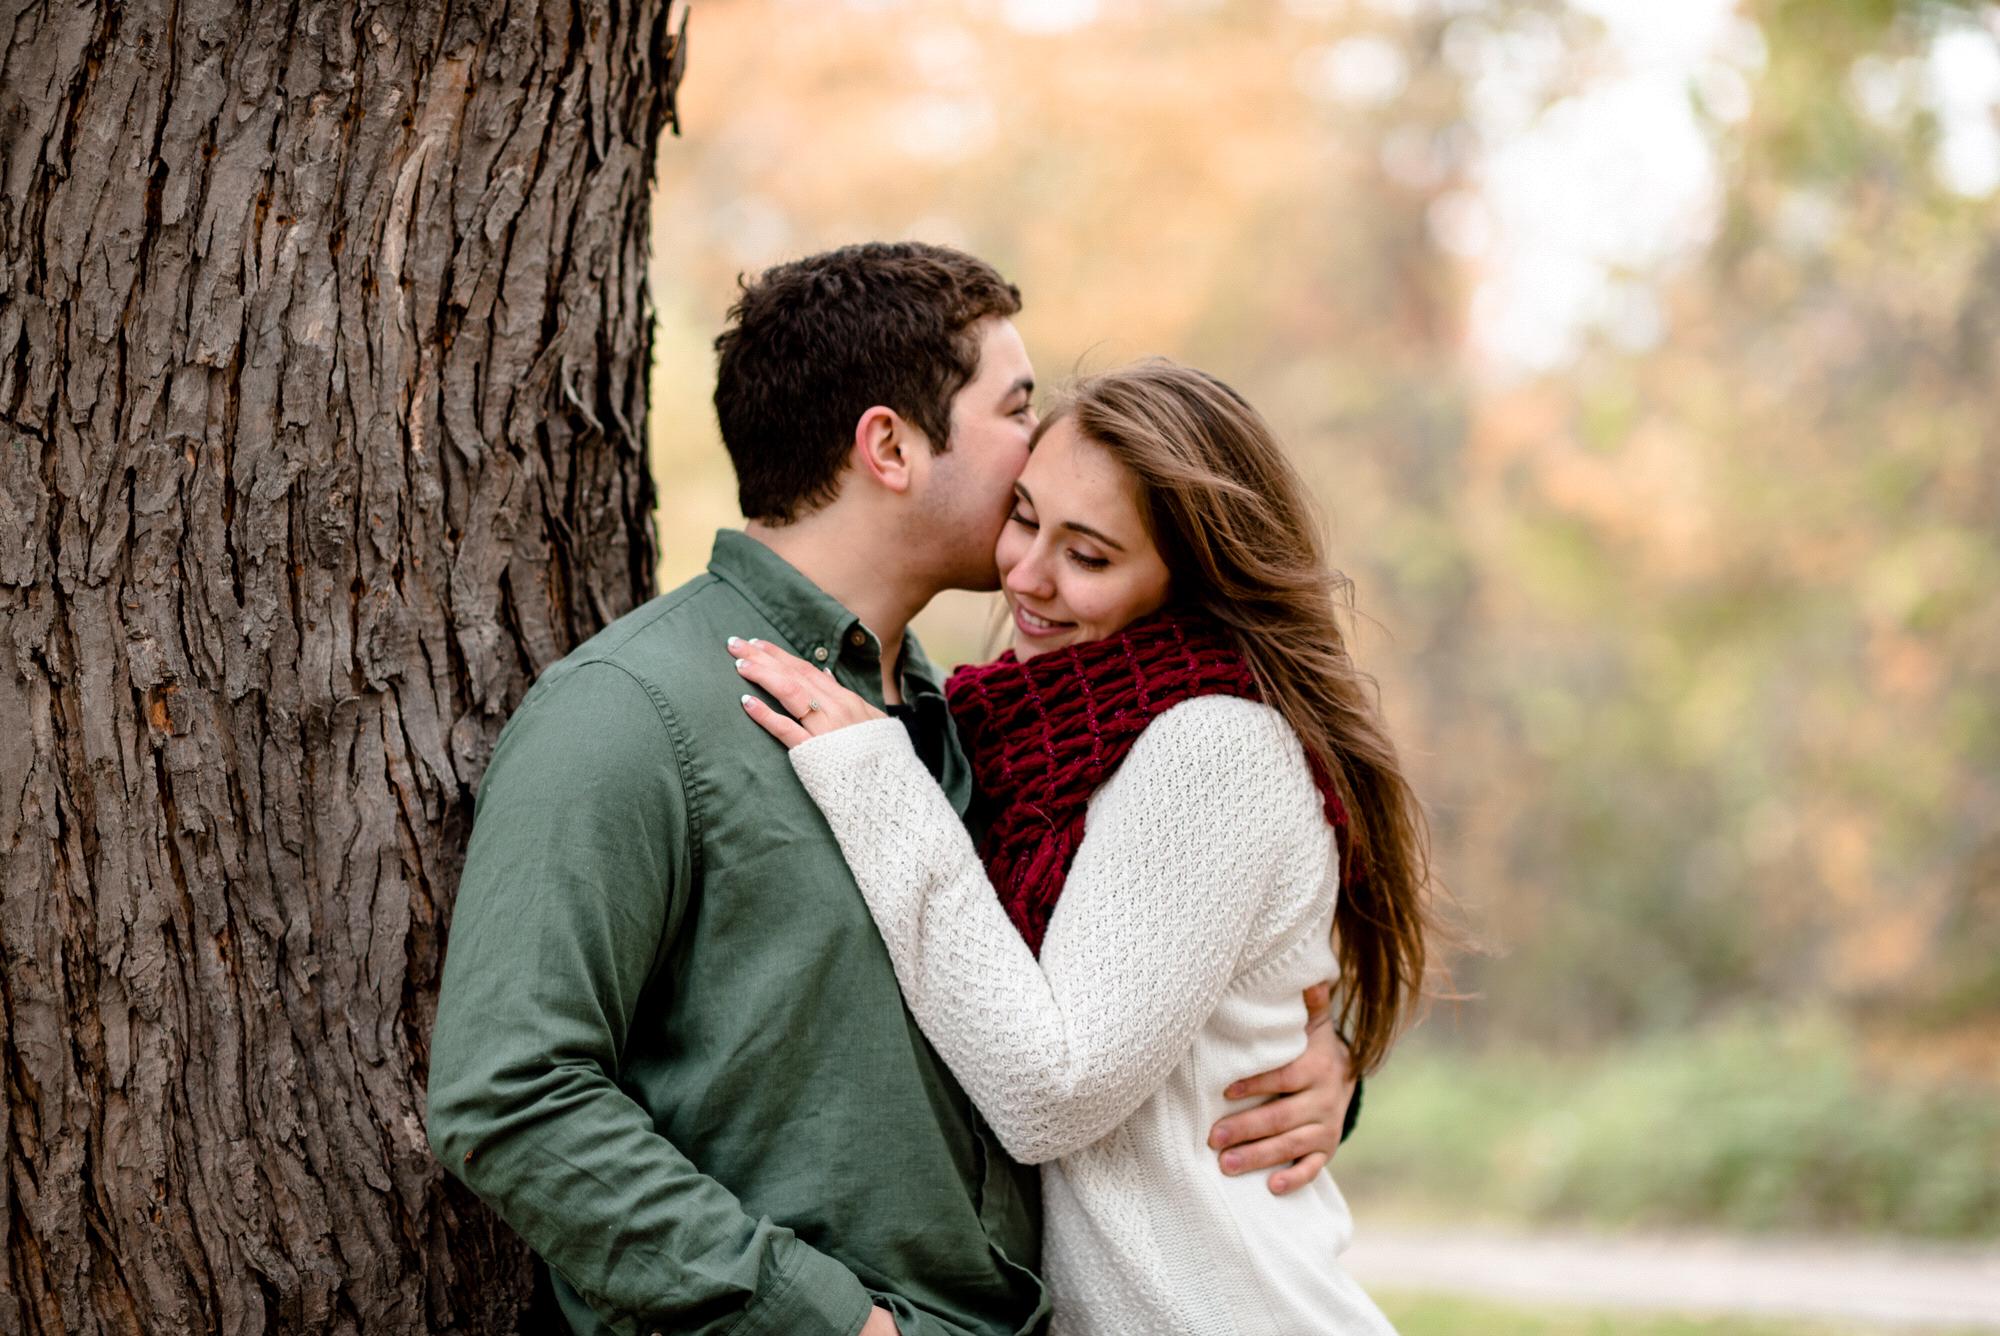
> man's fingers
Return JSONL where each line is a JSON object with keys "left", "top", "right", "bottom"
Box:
{"left": 1208, "top": 1092, "right": 1306, "bottom": 1151}
{"left": 1302, "top": 981, "right": 1333, "bottom": 1026}
{"left": 740, "top": 694, "right": 812, "bottom": 748}
{"left": 1218, "top": 1126, "right": 1326, "bottom": 1176}
{"left": 1269, "top": 1151, "right": 1330, "bottom": 1196}
{"left": 1224, "top": 1050, "right": 1321, "bottom": 1101}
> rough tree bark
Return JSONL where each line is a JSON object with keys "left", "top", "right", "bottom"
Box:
{"left": 0, "top": 0, "right": 685, "bottom": 1330}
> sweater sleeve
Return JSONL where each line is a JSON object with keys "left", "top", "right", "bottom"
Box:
{"left": 789, "top": 697, "right": 1329, "bottom": 1165}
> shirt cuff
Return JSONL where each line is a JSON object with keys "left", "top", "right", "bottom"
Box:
{"left": 721, "top": 1242, "right": 876, "bottom": 1336}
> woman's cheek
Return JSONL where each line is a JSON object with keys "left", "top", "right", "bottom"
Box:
{"left": 993, "top": 528, "right": 1024, "bottom": 582}
{"left": 1094, "top": 573, "right": 1149, "bottom": 633}
{"left": 1056, "top": 572, "right": 1094, "bottom": 625}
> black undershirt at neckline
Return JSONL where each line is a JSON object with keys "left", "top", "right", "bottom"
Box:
{"left": 884, "top": 701, "right": 947, "bottom": 782}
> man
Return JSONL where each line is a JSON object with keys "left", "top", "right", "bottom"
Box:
{"left": 426, "top": 242, "right": 1354, "bottom": 1336}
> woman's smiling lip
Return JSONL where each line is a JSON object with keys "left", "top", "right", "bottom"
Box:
{"left": 1011, "top": 601, "right": 1075, "bottom": 638}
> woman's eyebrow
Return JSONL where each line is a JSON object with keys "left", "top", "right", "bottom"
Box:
{"left": 1013, "top": 483, "right": 1124, "bottom": 550}
{"left": 1059, "top": 520, "right": 1125, "bottom": 552}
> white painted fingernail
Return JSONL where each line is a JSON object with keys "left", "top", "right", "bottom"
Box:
{"left": 741, "top": 694, "right": 756, "bottom": 708}
{"left": 726, "top": 636, "right": 744, "bottom": 648}
{"left": 735, "top": 658, "right": 751, "bottom": 672}
{"left": 747, "top": 637, "right": 766, "bottom": 646}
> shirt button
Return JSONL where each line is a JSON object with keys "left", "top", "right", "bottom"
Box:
{"left": 813, "top": 646, "right": 829, "bottom": 662}
{"left": 849, "top": 629, "right": 867, "bottom": 648}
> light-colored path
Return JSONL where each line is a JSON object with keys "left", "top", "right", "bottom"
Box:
{"left": 1343, "top": 1225, "right": 2000, "bottom": 1330}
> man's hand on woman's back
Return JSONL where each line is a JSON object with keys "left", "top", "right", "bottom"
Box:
{"left": 1204, "top": 983, "right": 1359, "bottom": 1195}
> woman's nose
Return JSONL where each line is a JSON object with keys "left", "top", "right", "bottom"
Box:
{"left": 1005, "top": 547, "right": 1053, "bottom": 598}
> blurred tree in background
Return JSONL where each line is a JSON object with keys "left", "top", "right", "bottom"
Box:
{"left": 1, "top": 0, "right": 683, "bottom": 1326}
{"left": 644, "top": 0, "right": 1998, "bottom": 1079}
{"left": 1444, "top": 0, "right": 2000, "bottom": 1046}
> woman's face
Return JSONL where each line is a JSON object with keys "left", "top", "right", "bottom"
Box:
{"left": 995, "top": 417, "right": 1173, "bottom": 660}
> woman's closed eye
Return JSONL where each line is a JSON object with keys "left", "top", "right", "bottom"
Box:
{"left": 1009, "top": 509, "right": 1038, "bottom": 529}
{"left": 1068, "top": 550, "right": 1109, "bottom": 571}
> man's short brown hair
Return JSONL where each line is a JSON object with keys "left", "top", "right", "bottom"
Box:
{"left": 713, "top": 242, "right": 1023, "bottom": 523}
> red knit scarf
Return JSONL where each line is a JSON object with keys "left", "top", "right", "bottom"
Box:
{"left": 945, "top": 609, "right": 1351, "bottom": 955}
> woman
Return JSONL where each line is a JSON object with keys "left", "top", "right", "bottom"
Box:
{"left": 730, "top": 360, "right": 1434, "bottom": 1334}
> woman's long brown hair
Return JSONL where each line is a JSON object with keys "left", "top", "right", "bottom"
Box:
{"left": 1039, "top": 359, "right": 1438, "bottom": 1075}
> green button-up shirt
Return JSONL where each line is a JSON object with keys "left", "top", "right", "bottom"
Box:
{"left": 427, "top": 530, "right": 1049, "bottom": 1336}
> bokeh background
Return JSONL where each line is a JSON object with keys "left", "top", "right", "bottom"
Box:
{"left": 643, "top": 0, "right": 1998, "bottom": 1321}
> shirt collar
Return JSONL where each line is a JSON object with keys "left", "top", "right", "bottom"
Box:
{"left": 707, "top": 529, "right": 971, "bottom": 814}
{"left": 708, "top": 529, "right": 864, "bottom": 666}
{"left": 705, "top": 529, "right": 945, "bottom": 699}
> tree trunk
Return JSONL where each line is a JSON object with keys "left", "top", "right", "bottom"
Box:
{"left": 0, "top": 0, "right": 684, "bottom": 1329}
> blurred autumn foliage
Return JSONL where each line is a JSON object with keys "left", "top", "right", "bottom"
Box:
{"left": 644, "top": 0, "right": 1999, "bottom": 1059}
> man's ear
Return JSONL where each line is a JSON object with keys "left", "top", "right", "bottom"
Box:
{"left": 852, "top": 406, "right": 926, "bottom": 496}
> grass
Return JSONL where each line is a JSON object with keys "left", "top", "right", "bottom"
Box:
{"left": 1375, "top": 1293, "right": 1985, "bottom": 1336}
{"left": 1336, "top": 1015, "right": 2000, "bottom": 1239}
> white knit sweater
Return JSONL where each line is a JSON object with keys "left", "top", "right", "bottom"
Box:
{"left": 790, "top": 696, "right": 1396, "bottom": 1336}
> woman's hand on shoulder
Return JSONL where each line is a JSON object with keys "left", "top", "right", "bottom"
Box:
{"left": 728, "top": 636, "right": 885, "bottom": 749}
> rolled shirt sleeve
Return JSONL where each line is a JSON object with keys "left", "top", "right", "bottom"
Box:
{"left": 425, "top": 660, "right": 874, "bottom": 1336}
